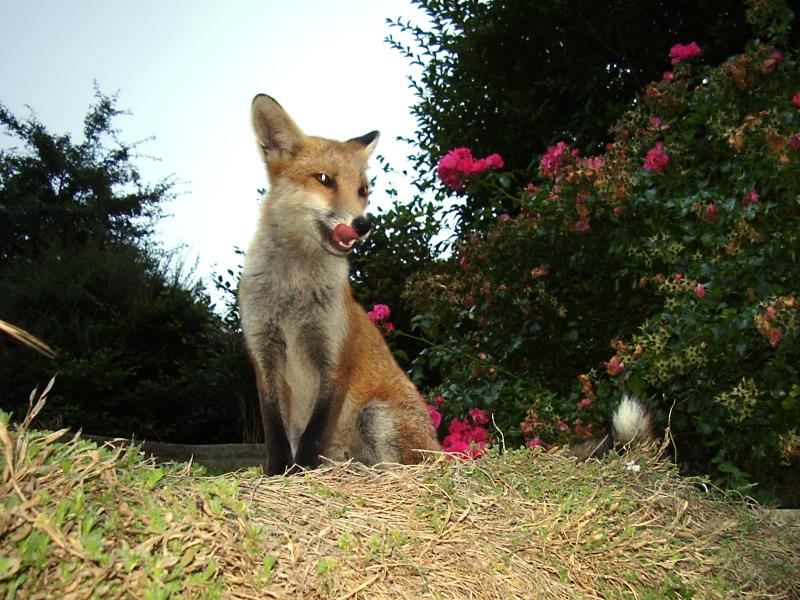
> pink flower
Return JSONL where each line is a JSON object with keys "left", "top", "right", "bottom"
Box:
{"left": 703, "top": 203, "right": 718, "bottom": 223}
{"left": 498, "top": 213, "right": 511, "bottom": 223}
{"left": 649, "top": 117, "right": 670, "bottom": 130}
{"left": 427, "top": 404, "right": 442, "bottom": 429}
{"left": 674, "top": 273, "right": 684, "bottom": 282}
{"left": 531, "top": 266, "right": 549, "bottom": 278}
{"left": 468, "top": 408, "right": 490, "bottom": 426}
{"left": 527, "top": 437, "right": 547, "bottom": 450}
{"left": 367, "top": 304, "right": 390, "bottom": 322}
{"left": 788, "top": 134, "right": 800, "bottom": 152}
{"left": 524, "top": 183, "right": 539, "bottom": 197}
{"left": 433, "top": 395, "right": 445, "bottom": 405}
{"left": 578, "top": 398, "right": 593, "bottom": 410}
{"left": 695, "top": 284, "right": 706, "bottom": 298}
{"left": 772, "top": 49, "right": 784, "bottom": 63}
{"left": 769, "top": 328, "right": 783, "bottom": 347}
{"left": 573, "top": 218, "right": 591, "bottom": 232}
{"left": 792, "top": 91, "right": 800, "bottom": 108}
{"left": 556, "top": 421, "right": 569, "bottom": 432}
{"left": 643, "top": 142, "right": 669, "bottom": 172}
{"left": 605, "top": 355, "right": 625, "bottom": 376}
{"left": 443, "top": 438, "right": 470, "bottom": 455}
{"left": 669, "top": 42, "right": 702, "bottom": 65}
{"left": 437, "top": 147, "right": 504, "bottom": 191}
{"left": 540, "top": 141, "right": 573, "bottom": 179}
{"left": 744, "top": 187, "right": 760, "bottom": 206}
{"left": 579, "top": 155, "right": 604, "bottom": 170}
{"left": 765, "top": 306, "right": 777, "bottom": 320}
{"left": 662, "top": 71, "right": 675, "bottom": 82}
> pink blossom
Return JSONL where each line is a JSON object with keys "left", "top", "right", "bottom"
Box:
{"left": 744, "top": 187, "right": 760, "bottom": 206}
{"left": 531, "top": 266, "right": 549, "bottom": 278}
{"left": 579, "top": 155, "right": 604, "bottom": 169}
{"left": 605, "top": 355, "right": 625, "bottom": 376}
{"left": 578, "top": 398, "right": 593, "bottom": 410}
{"left": 788, "top": 134, "right": 800, "bottom": 152}
{"left": 769, "top": 328, "right": 783, "bottom": 347}
{"left": 792, "top": 91, "right": 800, "bottom": 108}
{"left": 674, "top": 273, "right": 684, "bottom": 282}
{"left": 539, "top": 141, "right": 574, "bottom": 179}
{"left": 498, "top": 213, "right": 511, "bottom": 223}
{"left": 695, "top": 284, "right": 706, "bottom": 298}
{"left": 468, "top": 408, "right": 490, "bottom": 426}
{"left": 527, "top": 437, "right": 547, "bottom": 450}
{"left": 427, "top": 404, "right": 442, "bottom": 429}
{"left": 772, "top": 49, "right": 784, "bottom": 63}
{"left": 703, "top": 203, "right": 719, "bottom": 223}
{"left": 367, "top": 304, "right": 390, "bottom": 322}
{"left": 556, "top": 421, "right": 569, "bottom": 432}
{"left": 433, "top": 395, "right": 445, "bottom": 405}
{"left": 573, "top": 218, "right": 591, "bottom": 232}
{"left": 662, "top": 71, "right": 674, "bottom": 82}
{"left": 443, "top": 438, "right": 470, "bottom": 455}
{"left": 437, "top": 147, "right": 504, "bottom": 191}
{"left": 643, "top": 142, "right": 669, "bottom": 172}
{"left": 524, "top": 183, "right": 539, "bottom": 197}
{"left": 649, "top": 117, "right": 670, "bottom": 130}
{"left": 669, "top": 42, "right": 702, "bottom": 65}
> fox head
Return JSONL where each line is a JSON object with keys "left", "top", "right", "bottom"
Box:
{"left": 251, "top": 94, "right": 379, "bottom": 256}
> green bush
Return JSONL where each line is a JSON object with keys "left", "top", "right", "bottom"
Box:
{"left": 399, "top": 13, "right": 800, "bottom": 503}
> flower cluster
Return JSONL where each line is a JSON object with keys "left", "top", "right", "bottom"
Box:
{"left": 367, "top": 303, "right": 395, "bottom": 336}
{"left": 442, "top": 408, "right": 492, "bottom": 458}
{"left": 755, "top": 296, "right": 797, "bottom": 348}
{"left": 643, "top": 142, "right": 670, "bottom": 172}
{"left": 669, "top": 42, "right": 702, "bottom": 65}
{"left": 437, "top": 147, "right": 504, "bottom": 191}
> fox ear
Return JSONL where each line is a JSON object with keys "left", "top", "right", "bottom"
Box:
{"left": 251, "top": 94, "right": 304, "bottom": 160}
{"left": 348, "top": 130, "right": 380, "bottom": 157}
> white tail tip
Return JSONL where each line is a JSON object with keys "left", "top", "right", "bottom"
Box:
{"left": 611, "top": 395, "right": 653, "bottom": 446}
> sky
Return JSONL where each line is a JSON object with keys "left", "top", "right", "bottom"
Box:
{"left": 0, "top": 0, "right": 426, "bottom": 303}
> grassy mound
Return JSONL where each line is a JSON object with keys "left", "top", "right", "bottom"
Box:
{"left": 1, "top": 386, "right": 798, "bottom": 599}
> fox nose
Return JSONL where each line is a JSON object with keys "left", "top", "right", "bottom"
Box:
{"left": 352, "top": 215, "right": 371, "bottom": 237}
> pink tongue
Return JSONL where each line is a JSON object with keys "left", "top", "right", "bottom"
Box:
{"left": 332, "top": 224, "right": 359, "bottom": 245}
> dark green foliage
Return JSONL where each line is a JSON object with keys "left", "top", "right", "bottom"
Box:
{"left": 387, "top": 0, "right": 764, "bottom": 190}
{"left": 371, "top": 0, "right": 800, "bottom": 504}
{"left": 0, "top": 92, "right": 248, "bottom": 442}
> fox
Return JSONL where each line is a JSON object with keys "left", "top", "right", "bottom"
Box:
{"left": 239, "top": 94, "right": 440, "bottom": 476}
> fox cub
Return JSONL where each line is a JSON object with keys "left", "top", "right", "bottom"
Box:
{"left": 239, "top": 95, "right": 440, "bottom": 475}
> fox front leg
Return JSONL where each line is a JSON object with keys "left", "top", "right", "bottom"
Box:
{"left": 291, "top": 320, "right": 341, "bottom": 470}
{"left": 252, "top": 331, "right": 293, "bottom": 476}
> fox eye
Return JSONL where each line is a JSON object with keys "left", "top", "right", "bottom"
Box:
{"left": 314, "top": 172, "right": 335, "bottom": 188}
{"left": 358, "top": 185, "right": 369, "bottom": 199}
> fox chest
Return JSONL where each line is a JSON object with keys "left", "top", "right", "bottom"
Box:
{"left": 274, "top": 301, "right": 348, "bottom": 452}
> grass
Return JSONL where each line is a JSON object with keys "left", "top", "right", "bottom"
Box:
{"left": 1, "top": 382, "right": 799, "bottom": 599}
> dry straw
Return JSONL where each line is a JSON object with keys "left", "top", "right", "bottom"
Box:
{"left": 1, "top": 382, "right": 798, "bottom": 599}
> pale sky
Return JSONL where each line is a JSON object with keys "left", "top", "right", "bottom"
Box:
{"left": 0, "top": 0, "right": 426, "bottom": 303}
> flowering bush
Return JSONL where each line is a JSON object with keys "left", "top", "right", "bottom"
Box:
{"left": 402, "top": 18, "right": 800, "bottom": 503}
{"left": 437, "top": 147, "right": 504, "bottom": 191}
{"left": 367, "top": 303, "right": 395, "bottom": 336}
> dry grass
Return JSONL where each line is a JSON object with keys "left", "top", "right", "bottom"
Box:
{"left": 1, "top": 382, "right": 798, "bottom": 599}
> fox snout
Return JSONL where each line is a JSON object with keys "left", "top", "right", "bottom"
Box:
{"left": 328, "top": 215, "right": 371, "bottom": 254}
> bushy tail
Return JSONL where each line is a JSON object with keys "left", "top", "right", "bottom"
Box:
{"left": 570, "top": 395, "right": 655, "bottom": 460}
{"left": 611, "top": 395, "right": 654, "bottom": 446}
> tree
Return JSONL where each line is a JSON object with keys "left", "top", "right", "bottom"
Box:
{"left": 0, "top": 91, "right": 249, "bottom": 442}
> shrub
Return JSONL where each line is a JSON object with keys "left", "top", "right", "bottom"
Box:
{"left": 401, "top": 10, "right": 800, "bottom": 503}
